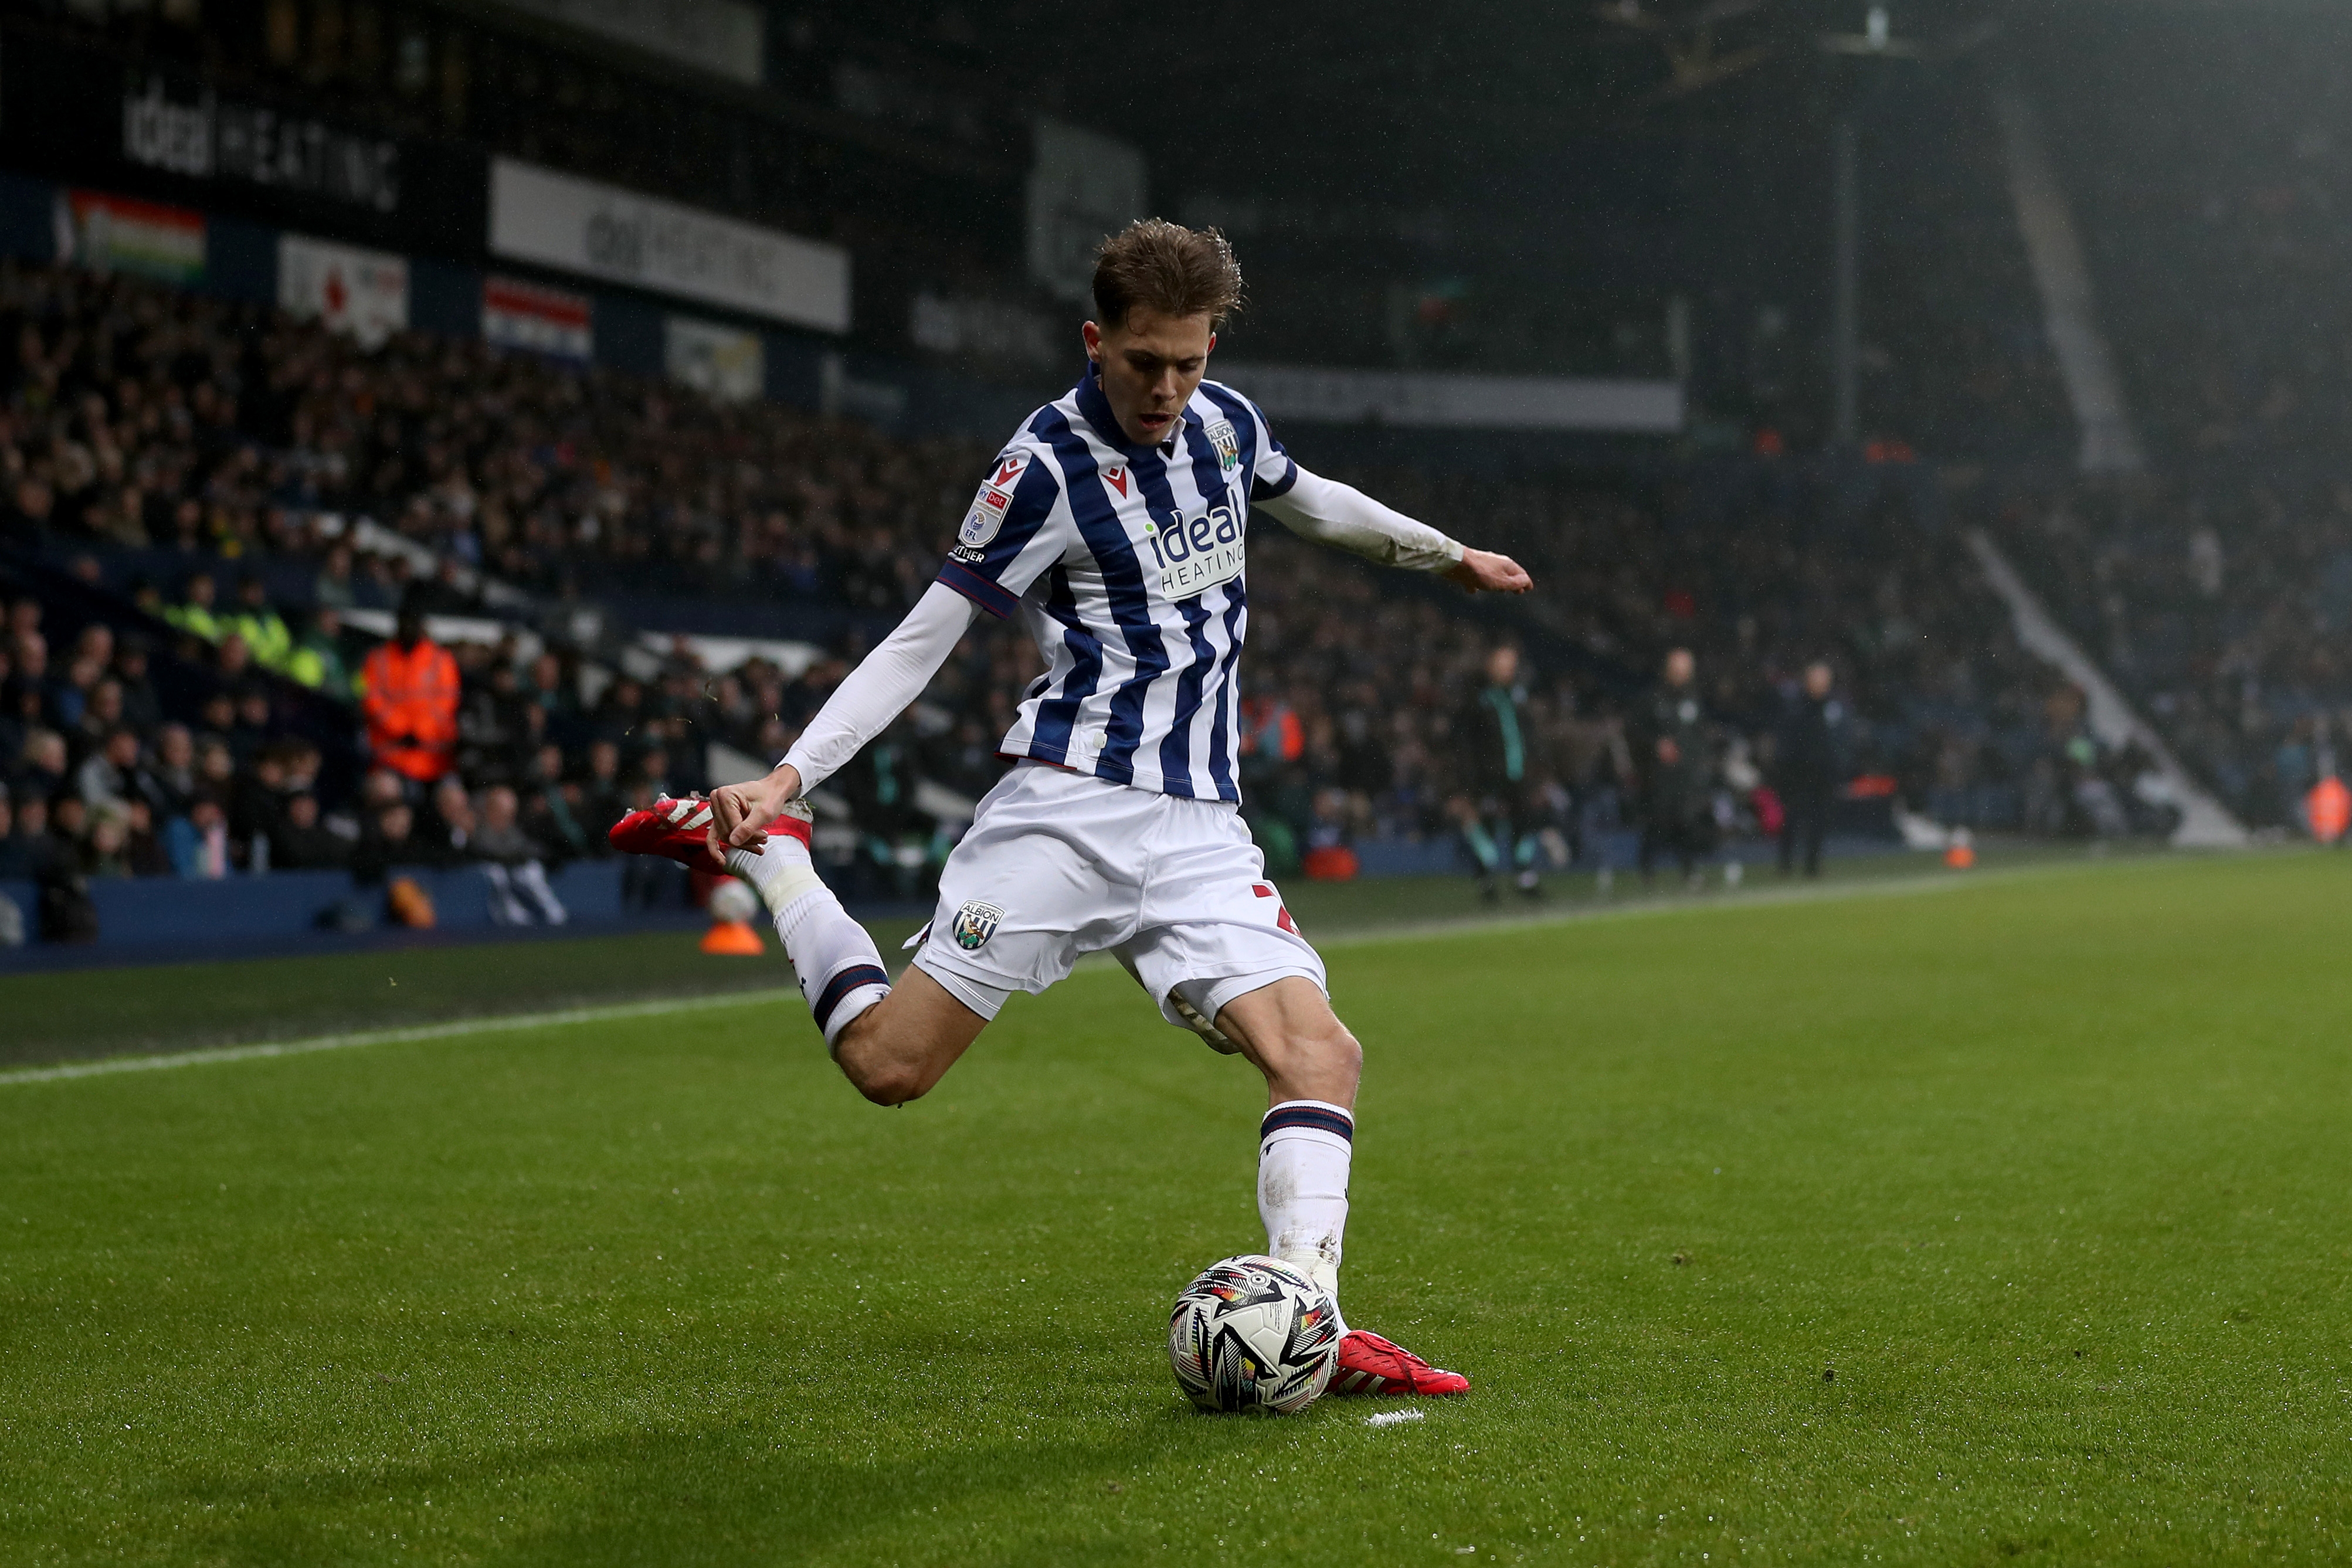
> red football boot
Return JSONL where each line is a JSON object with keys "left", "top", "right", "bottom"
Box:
{"left": 1325, "top": 1330, "right": 1471, "bottom": 1396}
{"left": 607, "top": 794, "right": 812, "bottom": 871}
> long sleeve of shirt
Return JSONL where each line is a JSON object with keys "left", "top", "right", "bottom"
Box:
{"left": 778, "top": 582, "right": 979, "bottom": 795}
{"left": 1253, "top": 463, "right": 1465, "bottom": 572}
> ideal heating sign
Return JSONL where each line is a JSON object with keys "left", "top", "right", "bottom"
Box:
{"left": 1143, "top": 504, "right": 1244, "bottom": 600}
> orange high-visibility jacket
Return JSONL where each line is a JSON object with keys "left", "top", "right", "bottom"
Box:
{"left": 359, "top": 638, "right": 461, "bottom": 783}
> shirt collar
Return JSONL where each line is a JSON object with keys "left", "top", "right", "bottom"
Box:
{"left": 1074, "top": 361, "right": 1187, "bottom": 460}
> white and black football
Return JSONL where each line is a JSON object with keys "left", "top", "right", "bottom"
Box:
{"left": 1167, "top": 1255, "right": 1340, "bottom": 1414}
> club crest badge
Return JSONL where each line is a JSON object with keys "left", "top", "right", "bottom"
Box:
{"left": 1204, "top": 418, "right": 1241, "bottom": 471}
{"left": 960, "top": 453, "right": 1030, "bottom": 547}
{"left": 951, "top": 900, "right": 1004, "bottom": 951}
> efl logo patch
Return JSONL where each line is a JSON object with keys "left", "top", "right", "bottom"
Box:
{"left": 960, "top": 453, "right": 1031, "bottom": 547}
{"left": 951, "top": 900, "right": 1003, "bottom": 951}
{"left": 960, "top": 486, "right": 1013, "bottom": 546}
{"left": 1204, "top": 418, "right": 1240, "bottom": 471}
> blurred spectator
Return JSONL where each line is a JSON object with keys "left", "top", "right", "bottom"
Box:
{"left": 425, "top": 776, "right": 476, "bottom": 863}
{"left": 228, "top": 576, "right": 294, "bottom": 671}
{"left": 351, "top": 801, "right": 429, "bottom": 884}
{"left": 470, "top": 783, "right": 568, "bottom": 925}
{"left": 13, "top": 727, "right": 67, "bottom": 802}
{"left": 169, "top": 795, "right": 230, "bottom": 879}
{"left": 0, "top": 792, "right": 36, "bottom": 878}
{"left": 519, "top": 743, "right": 592, "bottom": 863}
{"left": 165, "top": 572, "right": 225, "bottom": 641}
{"left": 577, "top": 739, "right": 629, "bottom": 849}
{"left": 120, "top": 797, "right": 168, "bottom": 877}
{"left": 1455, "top": 644, "right": 1541, "bottom": 901}
{"left": 270, "top": 793, "right": 349, "bottom": 871}
{"left": 359, "top": 598, "right": 460, "bottom": 784}
{"left": 145, "top": 724, "right": 197, "bottom": 819}
{"left": 286, "top": 607, "right": 354, "bottom": 697}
{"left": 6, "top": 792, "right": 61, "bottom": 880}
{"left": 83, "top": 807, "right": 132, "bottom": 878}
{"left": 1774, "top": 662, "right": 1845, "bottom": 878}
{"left": 76, "top": 727, "right": 146, "bottom": 812}
{"left": 1635, "top": 647, "right": 1715, "bottom": 885}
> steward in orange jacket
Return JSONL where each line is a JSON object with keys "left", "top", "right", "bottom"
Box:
{"left": 359, "top": 606, "right": 461, "bottom": 784}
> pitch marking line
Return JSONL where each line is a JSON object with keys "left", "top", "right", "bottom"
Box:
{"left": 1364, "top": 1408, "right": 1424, "bottom": 1427}
{"left": 0, "top": 851, "right": 2213, "bottom": 1090}
{"left": 0, "top": 987, "right": 803, "bottom": 1087}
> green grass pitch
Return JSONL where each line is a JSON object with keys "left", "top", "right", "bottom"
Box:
{"left": 5, "top": 852, "right": 2351, "bottom": 1564}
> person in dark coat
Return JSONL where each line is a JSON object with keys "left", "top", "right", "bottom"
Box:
{"left": 1776, "top": 661, "right": 1845, "bottom": 878}
{"left": 1633, "top": 647, "right": 1713, "bottom": 885}
{"left": 1455, "top": 644, "right": 1541, "bottom": 900}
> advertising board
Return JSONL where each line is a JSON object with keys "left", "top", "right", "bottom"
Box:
{"left": 490, "top": 159, "right": 849, "bottom": 334}
{"left": 279, "top": 234, "right": 410, "bottom": 348}
{"left": 56, "top": 190, "right": 205, "bottom": 283}
{"left": 483, "top": 274, "right": 595, "bottom": 360}
{"left": 664, "top": 315, "right": 766, "bottom": 403}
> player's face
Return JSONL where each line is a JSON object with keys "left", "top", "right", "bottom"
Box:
{"left": 1083, "top": 307, "right": 1216, "bottom": 447}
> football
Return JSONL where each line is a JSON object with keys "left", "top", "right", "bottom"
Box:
{"left": 1167, "top": 1255, "right": 1342, "bottom": 1414}
{"left": 707, "top": 878, "right": 761, "bottom": 925}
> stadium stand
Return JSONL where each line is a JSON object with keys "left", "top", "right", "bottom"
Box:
{"left": 1968, "top": 10, "right": 2352, "bottom": 834}
{"left": 1987, "top": 474, "right": 2350, "bottom": 834}
{"left": 0, "top": 245, "right": 2124, "bottom": 959}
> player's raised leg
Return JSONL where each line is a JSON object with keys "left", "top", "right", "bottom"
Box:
{"left": 825, "top": 965, "right": 987, "bottom": 1105}
{"left": 608, "top": 793, "right": 985, "bottom": 1101}
{"left": 715, "top": 812, "right": 996, "bottom": 1104}
{"left": 1210, "top": 977, "right": 1470, "bottom": 1397}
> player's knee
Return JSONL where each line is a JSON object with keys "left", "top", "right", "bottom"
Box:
{"left": 1276, "top": 1015, "right": 1360, "bottom": 1092}
{"left": 1316, "top": 1020, "right": 1365, "bottom": 1085}
{"left": 832, "top": 1020, "right": 930, "bottom": 1106}
{"left": 839, "top": 1046, "right": 930, "bottom": 1107}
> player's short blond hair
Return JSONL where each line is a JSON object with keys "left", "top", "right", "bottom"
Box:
{"left": 1092, "top": 219, "right": 1245, "bottom": 331}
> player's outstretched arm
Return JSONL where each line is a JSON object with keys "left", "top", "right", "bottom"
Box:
{"left": 1256, "top": 463, "right": 1532, "bottom": 595}
{"left": 707, "top": 582, "right": 979, "bottom": 851}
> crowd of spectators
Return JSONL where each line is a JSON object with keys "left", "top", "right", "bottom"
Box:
{"left": 1991, "top": 476, "right": 2352, "bottom": 833}
{"left": 0, "top": 253, "right": 2154, "bottom": 941}
{"left": 0, "top": 256, "right": 981, "bottom": 612}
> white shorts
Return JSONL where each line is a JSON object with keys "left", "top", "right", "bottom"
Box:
{"left": 911, "top": 762, "right": 1326, "bottom": 1034}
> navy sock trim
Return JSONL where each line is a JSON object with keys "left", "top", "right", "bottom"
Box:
{"left": 1260, "top": 1104, "right": 1355, "bottom": 1142}
{"left": 812, "top": 965, "right": 890, "bottom": 1030}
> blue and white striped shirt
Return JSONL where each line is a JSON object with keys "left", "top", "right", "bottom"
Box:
{"left": 935, "top": 366, "right": 1299, "bottom": 803}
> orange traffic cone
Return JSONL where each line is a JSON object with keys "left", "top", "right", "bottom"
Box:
{"left": 2309, "top": 775, "right": 2350, "bottom": 845}
{"left": 1943, "top": 826, "right": 1976, "bottom": 870}
{"left": 700, "top": 877, "right": 766, "bottom": 955}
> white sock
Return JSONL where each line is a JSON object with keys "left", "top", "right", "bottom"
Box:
{"left": 727, "top": 837, "right": 889, "bottom": 1048}
{"left": 1259, "top": 1099, "right": 1353, "bottom": 1336}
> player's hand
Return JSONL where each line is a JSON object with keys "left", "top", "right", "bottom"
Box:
{"left": 1445, "top": 548, "right": 1532, "bottom": 595}
{"left": 708, "top": 765, "right": 802, "bottom": 854}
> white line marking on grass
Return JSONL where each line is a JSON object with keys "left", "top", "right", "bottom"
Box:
{"left": 1364, "top": 1407, "right": 1424, "bottom": 1427}
{"left": 0, "top": 850, "right": 2255, "bottom": 1089}
{"left": 0, "top": 987, "right": 803, "bottom": 1088}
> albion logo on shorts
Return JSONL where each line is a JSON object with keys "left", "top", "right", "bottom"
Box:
{"left": 951, "top": 900, "right": 1003, "bottom": 951}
